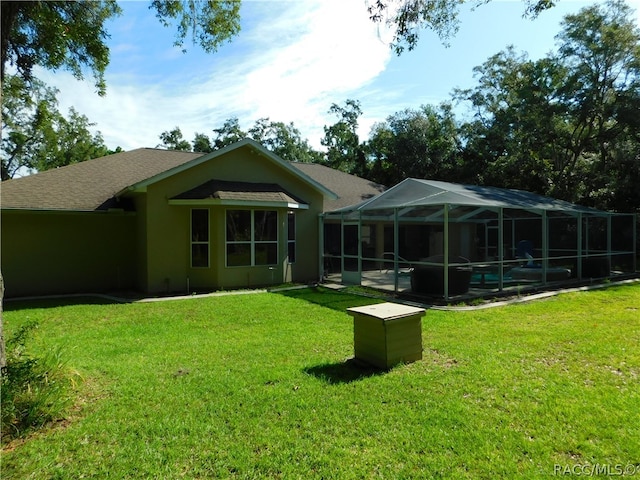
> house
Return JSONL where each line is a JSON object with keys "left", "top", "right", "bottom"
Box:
{"left": 1, "top": 139, "right": 385, "bottom": 298}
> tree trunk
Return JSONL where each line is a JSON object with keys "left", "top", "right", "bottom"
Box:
{"left": 0, "top": 271, "right": 6, "bottom": 372}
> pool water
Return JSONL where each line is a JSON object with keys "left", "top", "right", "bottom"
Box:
{"left": 470, "top": 272, "right": 514, "bottom": 285}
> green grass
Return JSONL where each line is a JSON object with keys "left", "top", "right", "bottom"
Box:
{"left": 1, "top": 320, "right": 77, "bottom": 440}
{"left": 1, "top": 284, "right": 639, "bottom": 479}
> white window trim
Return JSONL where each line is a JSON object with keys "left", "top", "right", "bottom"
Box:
{"left": 226, "top": 209, "right": 278, "bottom": 267}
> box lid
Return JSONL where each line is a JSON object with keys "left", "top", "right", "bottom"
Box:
{"left": 347, "top": 302, "right": 425, "bottom": 321}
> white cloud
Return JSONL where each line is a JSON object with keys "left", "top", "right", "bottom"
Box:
{"left": 39, "top": 0, "right": 393, "bottom": 152}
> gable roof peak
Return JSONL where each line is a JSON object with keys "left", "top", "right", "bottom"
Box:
{"left": 124, "top": 138, "right": 337, "bottom": 200}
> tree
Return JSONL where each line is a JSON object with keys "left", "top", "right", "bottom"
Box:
{"left": 1, "top": 1, "right": 241, "bottom": 95}
{"left": 47, "top": 108, "right": 110, "bottom": 169}
{"left": 552, "top": 0, "right": 640, "bottom": 203}
{"left": 367, "top": 0, "right": 556, "bottom": 54}
{"left": 455, "top": 48, "right": 565, "bottom": 194}
{"left": 1, "top": 1, "right": 120, "bottom": 95}
{"left": 2, "top": 74, "right": 57, "bottom": 179}
{"left": 604, "top": 139, "right": 640, "bottom": 213}
{"left": 192, "top": 132, "right": 214, "bottom": 153}
{"left": 2, "top": 75, "right": 109, "bottom": 179}
{"left": 455, "top": 0, "right": 640, "bottom": 208}
{"left": 158, "top": 126, "right": 191, "bottom": 151}
{"left": 212, "top": 117, "right": 247, "bottom": 150}
{"left": 248, "top": 118, "right": 323, "bottom": 163}
{"left": 0, "top": 273, "right": 4, "bottom": 373}
{"left": 150, "top": 0, "right": 241, "bottom": 54}
{"left": 368, "top": 104, "right": 460, "bottom": 186}
{"left": 321, "top": 99, "right": 367, "bottom": 176}
{"left": 159, "top": 117, "right": 323, "bottom": 162}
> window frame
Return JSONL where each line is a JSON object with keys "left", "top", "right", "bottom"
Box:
{"left": 190, "top": 208, "right": 210, "bottom": 268}
{"left": 225, "top": 209, "right": 279, "bottom": 267}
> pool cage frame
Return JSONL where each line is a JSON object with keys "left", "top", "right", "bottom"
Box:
{"left": 320, "top": 179, "right": 637, "bottom": 301}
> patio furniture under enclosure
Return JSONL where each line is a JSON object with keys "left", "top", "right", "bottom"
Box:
{"left": 321, "top": 179, "right": 637, "bottom": 300}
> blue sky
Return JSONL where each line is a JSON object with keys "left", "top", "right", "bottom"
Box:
{"left": 37, "top": 0, "right": 640, "bottom": 152}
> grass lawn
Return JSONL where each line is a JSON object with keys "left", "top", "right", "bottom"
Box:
{"left": 1, "top": 284, "right": 639, "bottom": 479}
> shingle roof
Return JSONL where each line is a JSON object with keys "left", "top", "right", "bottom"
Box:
{"left": 290, "top": 162, "right": 386, "bottom": 212}
{"left": 1, "top": 145, "right": 386, "bottom": 212}
{"left": 1, "top": 148, "right": 201, "bottom": 211}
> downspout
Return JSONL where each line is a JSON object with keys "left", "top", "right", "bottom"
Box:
{"left": 577, "top": 213, "right": 583, "bottom": 280}
{"left": 318, "top": 214, "right": 325, "bottom": 282}
{"left": 444, "top": 204, "right": 450, "bottom": 301}
{"left": 340, "top": 212, "right": 345, "bottom": 279}
{"left": 357, "top": 210, "right": 362, "bottom": 287}
{"left": 585, "top": 216, "right": 590, "bottom": 257}
{"left": 498, "top": 208, "right": 504, "bottom": 292}
{"left": 633, "top": 213, "right": 637, "bottom": 273}
{"left": 484, "top": 222, "right": 489, "bottom": 261}
{"left": 394, "top": 208, "right": 399, "bottom": 294}
{"left": 511, "top": 217, "right": 515, "bottom": 259}
{"left": 542, "top": 209, "right": 548, "bottom": 284}
{"left": 607, "top": 214, "right": 612, "bottom": 275}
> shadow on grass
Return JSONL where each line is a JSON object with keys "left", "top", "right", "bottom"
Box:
{"left": 3, "top": 294, "right": 124, "bottom": 311}
{"left": 275, "top": 287, "right": 383, "bottom": 313}
{"left": 304, "top": 358, "right": 384, "bottom": 384}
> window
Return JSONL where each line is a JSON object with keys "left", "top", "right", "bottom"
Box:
{"left": 287, "top": 211, "right": 296, "bottom": 263}
{"left": 191, "top": 209, "right": 209, "bottom": 268}
{"left": 226, "top": 209, "right": 278, "bottom": 266}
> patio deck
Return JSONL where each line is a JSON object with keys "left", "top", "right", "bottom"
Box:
{"left": 322, "top": 268, "right": 587, "bottom": 303}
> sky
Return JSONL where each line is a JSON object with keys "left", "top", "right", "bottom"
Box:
{"left": 35, "top": 0, "right": 640, "bottom": 152}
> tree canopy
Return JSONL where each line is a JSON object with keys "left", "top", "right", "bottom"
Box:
{"left": 455, "top": 0, "right": 640, "bottom": 211}
{"left": 150, "top": 0, "right": 240, "bottom": 54}
{"left": 158, "top": 117, "right": 323, "bottom": 164}
{"left": 368, "top": 104, "right": 460, "bottom": 186}
{"left": 1, "top": 74, "right": 110, "bottom": 180}
{"left": 0, "top": 1, "right": 120, "bottom": 95}
{"left": 0, "top": 1, "right": 241, "bottom": 95}
{"left": 367, "top": 0, "right": 557, "bottom": 54}
{"left": 321, "top": 100, "right": 367, "bottom": 176}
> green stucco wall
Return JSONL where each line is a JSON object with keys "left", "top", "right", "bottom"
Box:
{"left": 141, "top": 145, "right": 324, "bottom": 294}
{"left": 1, "top": 210, "right": 137, "bottom": 298}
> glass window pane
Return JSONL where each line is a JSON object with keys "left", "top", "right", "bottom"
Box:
{"left": 288, "top": 242, "right": 296, "bottom": 263}
{"left": 226, "top": 210, "right": 251, "bottom": 241}
{"left": 227, "top": 244, "right": 251, "bottom": 266}
{"left": 192, "top": 244, "right": 209, "bottom": 268}
{"left": 288, "top": 211, "right": 296, "bottom": 263}
{"left": 287, "top": 212, "right": 295, "bottom": 241}
{"left": 192, "top": 209, "right": 208, "bottom": 242}
{"left": 255, "top": 243, "right": 277, "bottom": 265}
{"left": 255, "top": 210, "right": 277, "bottom": 241}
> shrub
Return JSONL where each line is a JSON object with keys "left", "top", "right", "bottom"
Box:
{"left": 1, "top": 321, "right": 76, "bottom": 443}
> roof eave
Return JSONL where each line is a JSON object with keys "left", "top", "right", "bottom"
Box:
{"left": 168, "top": 198, "right": 309, "bottom": 209}
{"left": 1, "top": 207, "right": 135, "bottom": 215}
